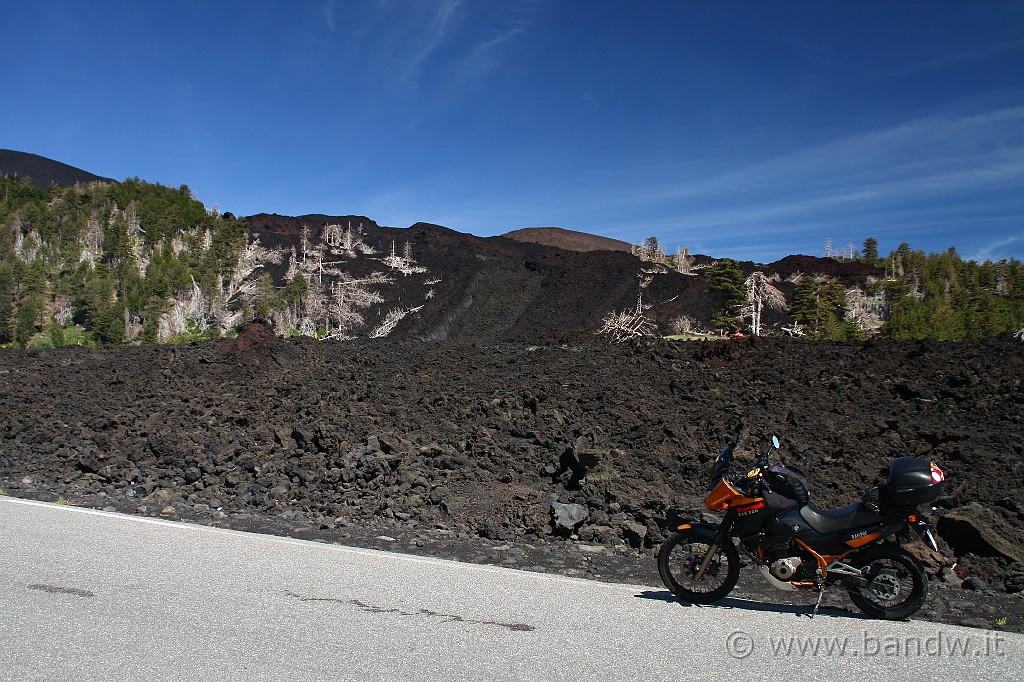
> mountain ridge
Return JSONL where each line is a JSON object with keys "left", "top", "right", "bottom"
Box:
{"left": 0, "top": 149, "right": 113, "bottom": 189}
{"left": 3, "top": 151, "right": 1018, "bottom": 347}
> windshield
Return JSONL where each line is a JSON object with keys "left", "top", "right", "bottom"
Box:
{"left": 714, "top": 444, "right": 734, "bottom": 472}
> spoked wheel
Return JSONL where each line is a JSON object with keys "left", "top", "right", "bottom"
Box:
{"left": 657, "top": 529, "right": 739, "bottom": 604}
{"left": 846, "top": 544, "right": 928, "bottom": 620}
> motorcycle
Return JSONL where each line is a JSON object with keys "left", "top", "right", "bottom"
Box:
{"left": 657, "top": 435, "right": 945, "bottom": 619}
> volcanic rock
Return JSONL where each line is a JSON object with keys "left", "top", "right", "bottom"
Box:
{"left": 2, "top": 334, "right": 1024, "bottom": 631}
{"left": 552, "top": 502, "right": 589, "bottom": 534}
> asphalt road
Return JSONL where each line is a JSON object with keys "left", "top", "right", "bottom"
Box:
{"left": 1, "top": 496, "right": 1020, "bottom": 681}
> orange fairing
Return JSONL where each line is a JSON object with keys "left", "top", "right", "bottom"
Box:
{"left": 706, "top": 477, "right": 764, "bottom": 510}
{"left": 844, "top": 531, "right": 884, "bottom": 549}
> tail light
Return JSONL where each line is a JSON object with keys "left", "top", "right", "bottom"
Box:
{"left": 930, "top": 462, "right": 944, "bottom": 484}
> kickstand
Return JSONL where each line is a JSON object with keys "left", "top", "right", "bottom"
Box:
{"left": 811, "top": 586, "right": 826, "bottom": 617}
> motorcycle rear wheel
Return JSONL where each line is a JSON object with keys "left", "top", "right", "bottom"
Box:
{"left": 846, "top": 544, "right": 928, "bottom": 620}
{"left": 658, "top": 529, "right": 740, "bottom": 604}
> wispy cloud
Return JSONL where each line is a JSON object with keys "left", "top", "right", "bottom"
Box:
{"left": 323, "top": 0, "right": 336, "bottom": 32}
{"left": 770, "top": 30, "right": 844, "bottom": 70}
{"left": 886, "top": 40, "right": 1024, "bottom": 77}
{"left": 586, "top": 103, "right": 1024, "bottom": 259}
{"left": 640, "top": 104, "right": 1024, "bottom": 205}
{"left": 969, "top": 233, "right": 1024, "bottom": 262}
{"left": 772, "top": 28, "right": 1024, "bottom": 79}
{"left": 334, "top": 0, "right": 536, "bottom": 97}
{"left": 395, "top": 0, "right": 464, "bottom": 86}
{"left": 453, "top": 22, "right": 528, "bottom": 85}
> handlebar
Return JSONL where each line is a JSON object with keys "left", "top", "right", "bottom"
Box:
{"left": 722, "top": 455, "right": 769, "bottom": 497}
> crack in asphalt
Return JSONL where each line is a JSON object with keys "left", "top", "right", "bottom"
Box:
{"left": 285, "top": 591, "right": 537, "bottom": 632}
{"left": 28, "top": 583, "right": 95, "bottom": 598}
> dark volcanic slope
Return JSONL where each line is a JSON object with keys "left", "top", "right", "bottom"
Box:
{"left": 501, "top": 227, "right": 633, "bottom": 253}
{"left": 2, "top": 331, "right": 1022, "bottom": 600}
{"left": 246, "top": 213, "right": 713, "bottom": 342}
{"left": 0, "top": 149, "right": 114, "bottom": 188}
{"left": 245, "top": 213, "right": 879, "bottom": 343}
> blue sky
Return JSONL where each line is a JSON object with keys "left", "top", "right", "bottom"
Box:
{"left": 3, "top": 1, "right": 1023, "bottom": 262}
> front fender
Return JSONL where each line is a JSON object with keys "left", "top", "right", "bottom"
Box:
{"left": 674, "top": 522, "right": 721, "bottom": 542}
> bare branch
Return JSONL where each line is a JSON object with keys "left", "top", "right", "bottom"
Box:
{"left": 597, "top": 288, "right": 658, "bottom": 342}
{"left": 369, "top": 305, "right": 424, "bottom": 338}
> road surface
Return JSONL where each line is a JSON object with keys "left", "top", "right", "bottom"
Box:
{"left": 1, "top": 496, "right": 1020, "bottom": 680}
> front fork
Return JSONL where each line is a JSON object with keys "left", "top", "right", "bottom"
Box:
{"left": 694, "top": 511, "right": 736, "bottom": 581}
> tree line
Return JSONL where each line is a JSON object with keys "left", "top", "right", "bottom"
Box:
{"left": 3, "top": 174, "right": 1022, "bottom": 348}
{"left": 705, "top": 238, "right": 1023, "bottom": 340}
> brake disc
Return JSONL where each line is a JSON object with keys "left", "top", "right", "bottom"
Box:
{"left": 866, "top": 568, "right": 901, "bottom": 601}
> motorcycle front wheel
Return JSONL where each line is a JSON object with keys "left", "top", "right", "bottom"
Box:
{"left": 657, "top": 529, "right": 740, "bottom": 604}
{"left": 846, "top": 544, "right": 928, "bottom": 620}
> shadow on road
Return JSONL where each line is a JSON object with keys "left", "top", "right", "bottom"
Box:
{"left": 634, "top": 590, "right": 870, "bottom": 621}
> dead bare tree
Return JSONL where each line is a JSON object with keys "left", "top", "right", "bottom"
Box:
{"left": 223, "top": 237, "right": 283, "bottom": 305}
{"left": 310, "top": 274, "right": 390, "bottom": 339}
{"left": 300, "top": 279, "right": 330, "bottom": 336}
{"left": 13, "top": 222, "right": 41, "bottom": 263}
{"left": 158, "top": 277, "right": 208, "bottom": 341}
{"left": 845, "top": 284, "right": 886, "bottom": 336}
{"left": 52, "top": 297, "right": 72, "bottom": 325}
{"left": 369, "top": 305, "right": 424, "bottom": 338}
{"left": 995, "top": 262, "right": 1009, "bottom": 295}
{"left": 322, "top": 281, "right": 367, "bottom": 340}
{"left": 632, "top": 239, "right": 665, "bottom": 263}
{"left": 668, "top": 314, "right": 700, "bottom": 336}
{"left": 781, "top": 321, "right": 806, "bottom": 337}
{"left": 597, "top": 283, "right": 658, "bottom": 342}
{"left": 80, "top": 217, "right": 104, "bottom": 265}
{"left": 322, "top": 223, "right": 344, "bottom": 248}
{"left": 383, "top": 240, "right": 427, "bottom": 275}
{"left": 123, "top": 205, "right": 152, "bottom": 276}
{"left": 745, "top": 271, "right": 787, "bottom": 336}
{"left": 326, "top": 221, "right": 377, "bottom": 258}
{"left": 673, "top": 246, "right": 694, "bottom": 274}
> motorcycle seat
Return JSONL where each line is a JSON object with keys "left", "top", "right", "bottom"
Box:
{"left": 799, "top": 502, "right": 885, "bottom": 533}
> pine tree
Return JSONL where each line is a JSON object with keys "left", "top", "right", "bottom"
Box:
{"left": 862, "top": 237, "right": 879, "bottom": 263}
{"left": 47, "top": 320, "right": 66, "bottom": 347}
{"left": 0, "top": 262, "right": 14, "bottom": 344}
{"left": 790, "top": 275, "right": 858, "bottom": 340}
{"left": 709, "top": 259, "right": 746, "bottom": 331}
{"left": 790, "top": 276, "right": 821, "bottom": 333}
{"left": 13, "top": 259, "right": 48, "bottom": 345}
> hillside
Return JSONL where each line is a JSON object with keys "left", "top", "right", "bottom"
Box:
{"left": 1, "top": 152, "right": 1022, "bottom": 349}
{"left": 243, "top": 212, "right": 889, "bottom": 343}
{"left": 248, "top": 212, "right": 715, "bottom": 342}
